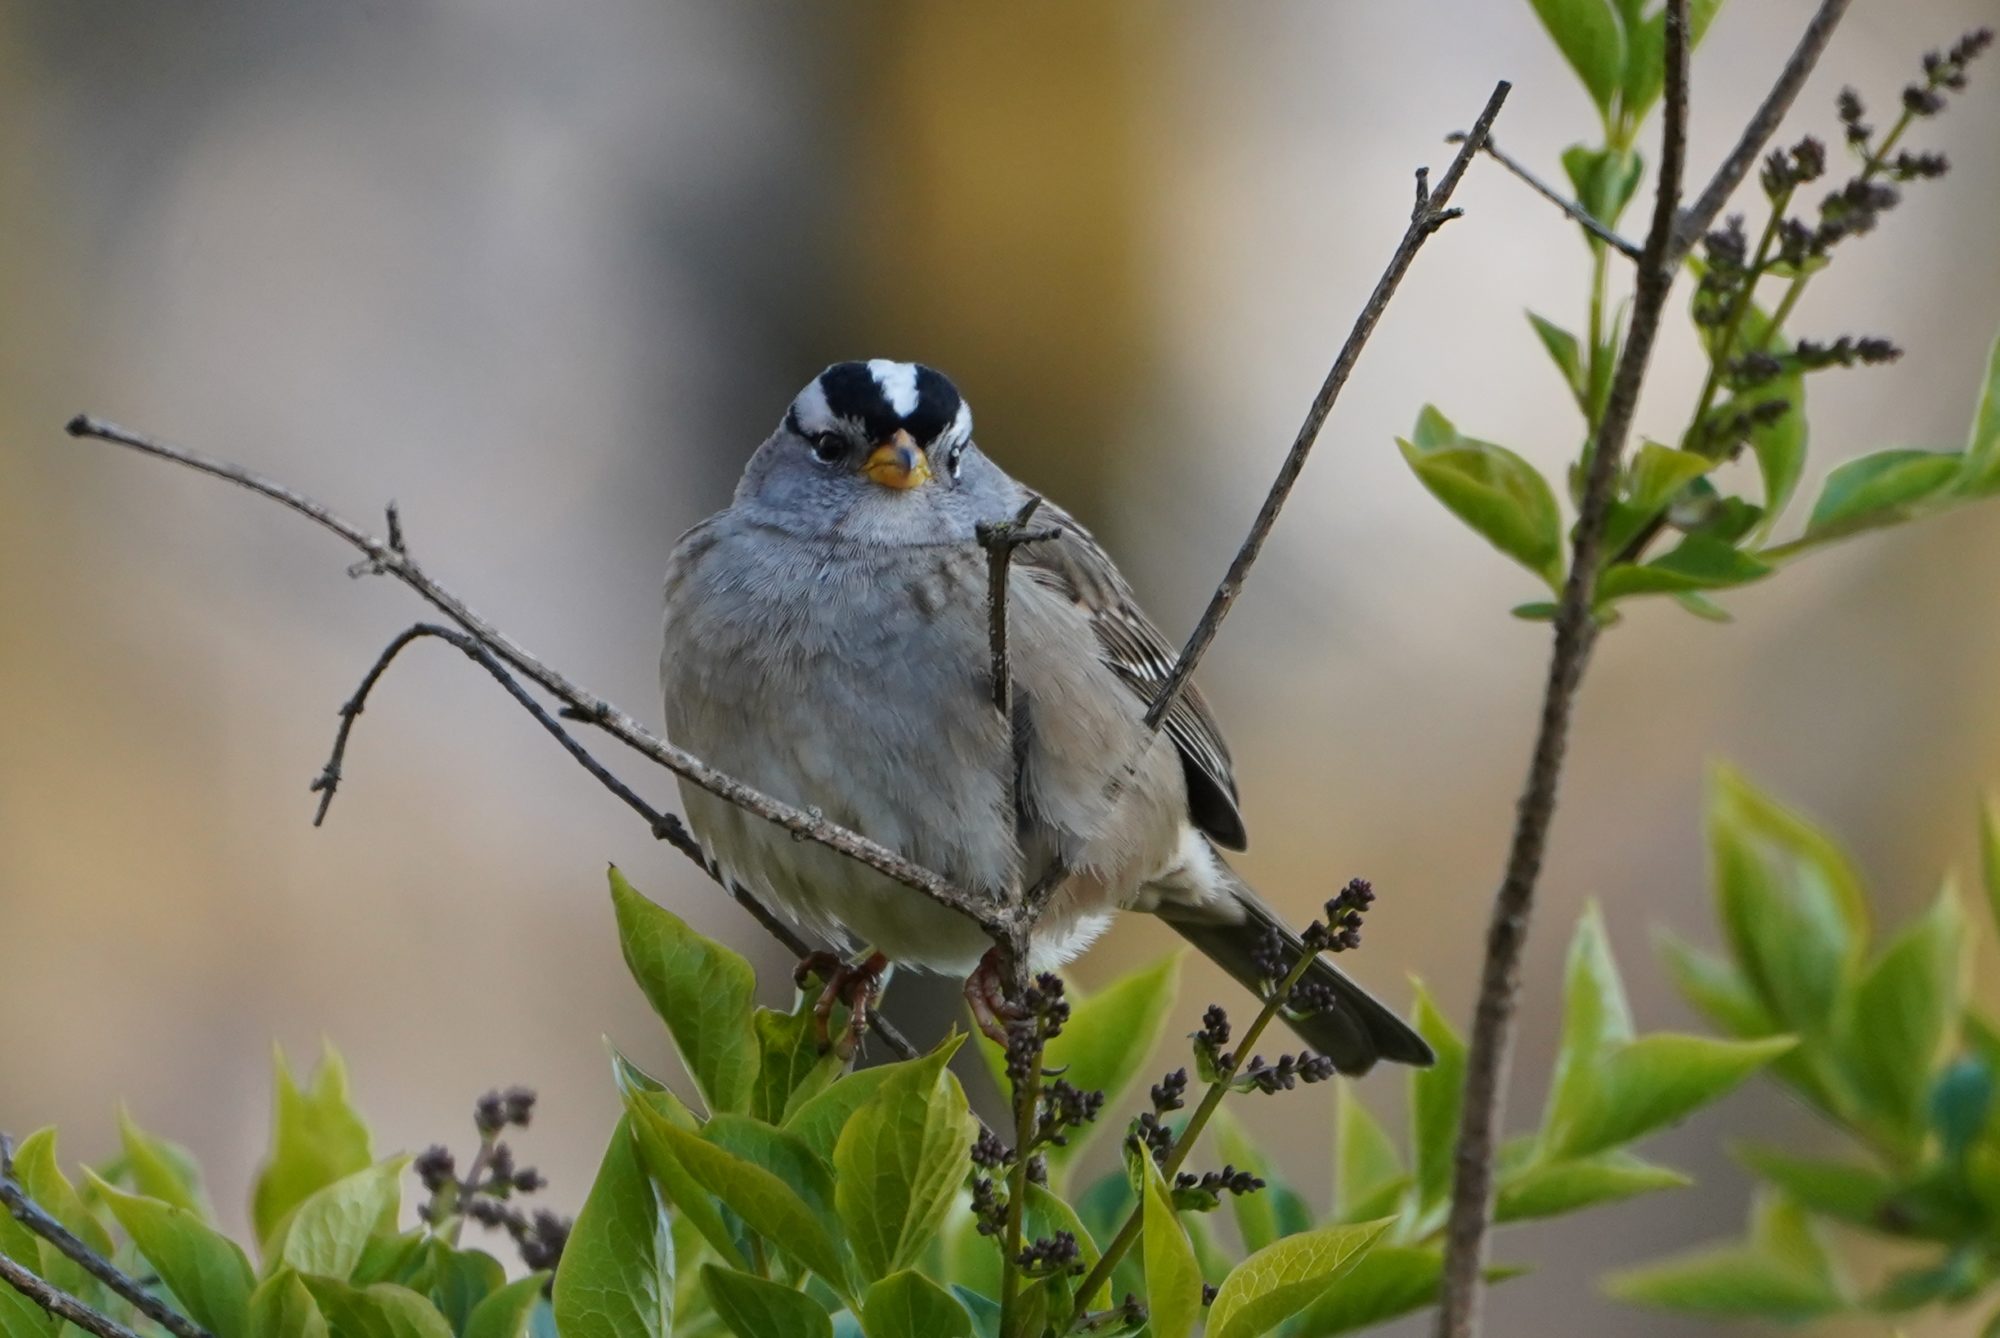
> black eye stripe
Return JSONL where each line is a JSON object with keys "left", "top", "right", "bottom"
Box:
{"left": 809, "top": 360, "right": 963, "bottom": 450}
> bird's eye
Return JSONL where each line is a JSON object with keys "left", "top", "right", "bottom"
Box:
{"left": 809, "top": 432, "right": 845, "bottom": 464}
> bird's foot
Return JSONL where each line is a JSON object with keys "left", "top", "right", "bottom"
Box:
{"left": 798, "top": 950, "right": 888, "bottom": 1060}
{"left": 964, "top": 946, "right": 1030, "bottom": 1048}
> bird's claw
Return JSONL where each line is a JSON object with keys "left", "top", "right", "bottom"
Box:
{"left": 798, "top": 951, "right": 887, "bottom": 1060}
{"left": 963, "top": 946, "right": 1029, "bottom": 1048}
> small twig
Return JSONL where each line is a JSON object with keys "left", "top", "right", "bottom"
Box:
{"left": 974, "top": 495, "right": 1052, "bottom": 717}
{"left": 307, "top": 622, "right": 929, "bottom": 1065}
{"left": 0, "top": 1252, "right": 145, "bottom": 1338}
{"left": 1674, "top": 0, "right": 1855, "bottom": 257}
{"left": 63, "top": 415, "right": 1007, "bottom": 941}
{"left": 1, "top": 1137, "right": 212, "bottom": 1338}
{"left": 1141, "top": 79, "right": 1510, "bottom": 735}
{"left": 1446, "top": 132, "right": 1644, "bottom": 260}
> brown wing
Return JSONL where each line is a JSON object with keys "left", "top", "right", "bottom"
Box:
{"left": 1015, "top": 500, "right": 1248, "bottom": 850}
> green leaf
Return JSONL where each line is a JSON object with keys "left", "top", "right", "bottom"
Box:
{"left": 618, "top": 1081, "right": 750, "bottom": 1272}
{"left": 1399, "top": 411, "right": 1564, "bottom": 587}
{"left": 650, "top": 1105, "right": 847, "bottom": 1288}
{"left": 702, "top": 1265, "right": 834, "bottom": 1338}
{"left": 1021, "top": 1183, "right": 1110, "bottom": 1312}
{"left": 1527, "top": 0, "right": 1628, "bottom": 113}
{"left": 859, "top": 1271, "right": 972, "bottom": 1338}
{"left": 974, "top": 955, "right": 1181, "bottom": 1179}
{"left": 1627, "top": 442, "right": 1713, "bottom": 513}
{"left": 1562, "top": 145, "right": 1645, "bottom": 232}
{"left": 12, "top": 1128, "right": 115, "bottom": 1303}
{"left": 610, "top": 866, "right": 760, "bottom": 1116}
{"left": 705, "top": 1114, "right": 838, "bottom": 1226}
{"left": 463, "top": 1275, "right": 550, "bottom": 1338}
{"left": 1543, "top": 1033, "right": 1793, "bottom": 1160}
{"left": 88, "top": 1172, "right": 255, "bottom": 1338}
{"left": 419, "top": 1241, "right": 504, "bottom": 1329}
{"left": 1208, "top": 1112, "right": 1309, "bottom": 1255}
{"left": 834, "top": 1038, "right": 976, "bottom": 1285}
{"left": 1931, "top": 1057, "right": 1992, "bottom": 1161}
{"left": 297, "top": 1280, "right": 454, "bottom": 1338}
{"left": 783, "top": 1064, "right": 905, "bottom": 1165}
{"left": 1543, "top": 903, "right": 1635, "bottom": 1153}
{"left": 1672, "top": 590, "right": 1732, "bottom": 622}
{"left": 1836, "top": 886, "right": 1964, "bottom": 1137}
{"left": 1288, "top": 1247, "right": 1526, "bottom": 1337}
{"left": 251, "top": 1044, "right": 373, "bottom": 1245}
{"left": 248, "top": 1270, "right": 331, "bottom": 1338}
{"left": 1528, "top": 312, "right": 1586, "bottom": 408}
{"left": 266, "top": 1158, "right": 404, "bottom": 1281}
{"left": 1734, "top": 1146, "right": 1892, "bottom": 1229}
{"left": 553, "top": 1116, "right": 673, "bottom": 1338}
{"left": 1607, "top": 1247, "right": 1844, "bottom": 1321}
{"left": 0, "top": 1197, "right": 58, "bottom": 1337}
{"left": 1495, "top": 1150, "right": 1688, "bottom": 1222}
{"left": 1409, "top": 984, "right": 1466, "bottom": 1213}
{"left": 1956, "top": 327, "right": 2000, "bottom": 495}
{"left": 1334, "top": 1087, "right": 1405, "bottom": 1222}
{"left": 751, "top": 1006, "right": 845, "bottom": 1125}
{"left": 1744, "top": 375, "right": 1807, "bottom": 521}
{"left": 1139, "top": 1151, "right": 1203, "bottom": 1338}
{"left": 1623, "top": 0, "right": 1726, "bottom": 119}
{"left": 1510, "top": 601, "right": 1560, "bottom": 622}
{"left": 1707, "top": 766, "right": 1867, "bottom": 1036}
{"left": 1807, "top": 449, "right": 1961, "bottom": 534}
{"left": 116, "top": 1108, "right": 209, "bottom": 1220}
{"left": 1207, "top": 1219, "right": 1391, "bottom": 1338}
{"left": 1596, "top": 534, "right": 1771, "bottom": 603}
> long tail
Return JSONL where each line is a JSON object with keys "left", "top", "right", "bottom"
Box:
{"left": 1152, "top": 864, "right": 1433, "bottom": 1076}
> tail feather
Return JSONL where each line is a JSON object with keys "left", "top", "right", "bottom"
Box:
{"left": 1153, "top": 868, "right": 1432, "bottom": 1076}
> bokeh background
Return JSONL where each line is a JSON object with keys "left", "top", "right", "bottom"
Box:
{"left": 3, "top": 2, "right": 1997, "bottom": 1333}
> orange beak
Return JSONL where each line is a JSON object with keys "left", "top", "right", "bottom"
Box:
{"left": 862, "top": 430, "right": 931, "bottom": 490}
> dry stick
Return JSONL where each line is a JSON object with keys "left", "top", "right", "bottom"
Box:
{"left": 62, "top": 415, "right": 1008, "bottom": 940}
{"left": 1446, "top": 133, "right": 1644, "bottom": 260}
{"left": 1433, "top": 3, "right": 1853, "bottom": 1334}
{"left": 1140, "top": 79, "right": 1510, "bottom": 736}
{"left": 0, "top": 1252, "right": 145, "bottom": 1338}
{"left": 311, "top": 621, "right": 928, "bottom": 1065}
{"left": 0, "top": 1138, "right": 212, "bottom": 1338}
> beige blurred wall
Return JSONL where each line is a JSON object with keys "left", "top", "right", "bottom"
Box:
{"left": 2, "top": 3, "right": 1997, "bottom": 1334}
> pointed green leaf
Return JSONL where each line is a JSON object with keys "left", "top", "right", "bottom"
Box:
{"left": 1606, "top": 1247, "right": 1844, "bottom": 1320}
{"left": 1563, "top": 146, "right": 1646, "bottom": 236}
{"left": 1526, "top": 0, "right": 1628, "bottom": 112}
{"left": 1288, "top": 1246, "right": 1527, "bottom": 1337}
{"left": 1956, "top": 327, "right": 2000, "bottom": 495}
{"left": 1544, "top": 1033, "right": 1793, "bottom": 1159}
{"left": 1022, "top": 1183, "right": 1109, "bottom": 1311}
{"left": 618, "top": 1081, "right": 749, "bottom": 1272}
{"left": 1544, "top": 903, "right": 1635, "bottom": 1149}
{"left": 1597, "top": 534, "right": 1771, "bottom": 603}
{"left": 1333, "top": 1086, "right": 1405, "bottom": 1223}
{"left": 650, "top": 1109, "right": 846, "bottom": 1289}
{"left": 1140, "top": 1152, "right": 1203, "bottom": 1338}
{"left": 1623, "top": 0, "right": 1726, "bottom": 117}
{"left": 834, "top": 1038, "right": 976, "bottom": 1285}
{"left": 1627, "top": 442, "right": 1713, "bottom": 512}
{"left": 12, "top": 1128, "right": 114, "bottom": 1304}
{"left": 1836, "top": 886, "right": 1964, "bottom": 1137}
{"left": 1495, "top": 1150, "right": 1688, "bottom": 1222}
{"left": 701, "top": 1265, "right": 833, "bottom": 1338}
{"left": 267, "top": 1158, "right": 404, "bottom": 1281}
{"left": 1207, "top": 1219, "right": 1391, "bottom": 1338}
{"left": 975, "top": 955, "right": 1181, "bottom": 1178}
{"left": 419, "top": 1240, "right": 504, "bottom": 1331}
{"left": 1399, "top": 425, "right": 1564, "bottom": 588}
{"left": 752, "top": 1005, "right": 845, "bottom": 1125}
{"left": 859, "top": 1270, "right": 972, "bottom": 1338}
{"left": 610, "top": 867, "right": 760, "bottom": 1116}
{"left": 553, "top": 1116, "right": 672, "bottom": 1338}
{"left": 1409, "top": 984, "right": 1465, "bottom": 1212}
{"left": 1210, "top": 1111, "right": 1309, "bottom": 1255}
{"left": 463, "top": 1274, "right": 549, "bottom": 1338}
{"left": 1735, "top": 1146, "right": 1892, "bottom": 1230}
{"left": 248, "top": 1270, "right": 331, "bottom": 1338}
{"left": 783, "top": 1064, "right": 906, "bottom": 1165}
{"left": 1807, "top": 449, "right": 1961, "bottom": 534}
{"left": 1528, "top": 312, "right": 1586, "bottom": 407}
{"left": 297, "top": 1279, "right": 453, "bottom": 1338}
{"left": 116, "top": 1108, "right": 209, "bottom": 1220}
{"left": 251, "top": 1044, "right": 373, "bottom": 1245}
{"left": 1747, "top": 376, "right": 1807, "bottom": 520}
{"left": 88, "top": 1172, "right": 255, "bottom": 1338}
{"left": 0, "top": 1197, "right": 59, "bottom": 1336}
{"left": 704, "top": 1114, "right": 837, "bottom": 1227}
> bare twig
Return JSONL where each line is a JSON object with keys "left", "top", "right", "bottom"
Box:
{"left": 1141, "top": 79, "right": 1510, "bottom": 735}
{"left": 1, "top": 1137, "right": 211, "bottom": 1338}
{"left": 1674, "top": 0, "right": 1855, "bottom": 256}
{"left": 63, "top": 414, "right": 1009, "bottom": 940}
{"left": 973, "top": 495, "right": 1054, "bottom": 717}
{"left": 0, "top": 1252, "right": 145, "bottom": 1338}
{"left": 308, "top": 622, "right": 928, "bottom": 1064}
{"left": 1446, "top": 132, "right": 1644, "bottom": 260}
{"left": 1436, "top": 3, "right": 1853, "bottom": 1334}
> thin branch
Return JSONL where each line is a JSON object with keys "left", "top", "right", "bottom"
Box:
{"left": 1, "top": 1137, "right": 211, "bottom": 1338}
{"left": 1446, "top": 132, "right": 1644, "bottom": 260}
{"left": 1674, "top": 0, "right": 1855, "bottom": 256}
{"left": 308, "top": 622, "right": 927, "bottom": 1064}
{"left": 973, "top": 495, "right": 1052, "bottom": 717}
{"left": 63, "top": 415, "right": 1008, "bottom": 940}
{"left": 1141, "top": 79, "right": 1510, "bottom": 734}
{"left": 0, "top": 1252, "right": 145, "bottom": 1338}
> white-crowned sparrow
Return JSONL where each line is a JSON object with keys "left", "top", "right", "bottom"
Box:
{"left": 660, "top": 359, "right": 1430, "bottom": 1073}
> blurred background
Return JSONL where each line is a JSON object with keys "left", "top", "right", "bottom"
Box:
{"left": 2, "top": 1, "right": 1997, "bottom": 1333}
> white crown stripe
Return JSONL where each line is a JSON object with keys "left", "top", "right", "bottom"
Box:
{"left": 866, "top": 359, "right": 922, "bottom": 417}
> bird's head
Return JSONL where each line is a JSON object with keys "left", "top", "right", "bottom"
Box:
{"left": 734, "top": 359, "right": 1014, "bottom": 541}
